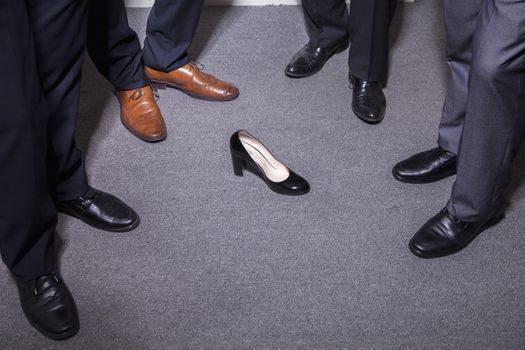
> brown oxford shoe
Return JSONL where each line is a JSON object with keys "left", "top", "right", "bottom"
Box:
{"left": 116, "top": 86, "right": 167, "bottom": 142}
{"left": 145, "top": 62, "right": 239, "bottom": 101}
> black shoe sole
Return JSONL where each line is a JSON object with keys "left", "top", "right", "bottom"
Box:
{"left": 27, "top": 319, "right": 79, "bottom": 341}
{"left": 409, "top": 213, "right": 505, "bottom": 259}
{"left": 284, "top": 39, "right": 350, "bottom": 79}
{"left": 22, "top": 299, "right": 80, "bottom": 341}
{"left": 58, "top": 207, "right": 141, "bottom": 233}
{"left": 351, "top": 104, "right": 385, "bottom": 125}
{"left": 392, "top": 167, "right": 456, "bottom": 184}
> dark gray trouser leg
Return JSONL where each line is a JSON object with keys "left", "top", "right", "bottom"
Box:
{"left": 447, "top": 0, "right": 525, "bottom": 221}
{"left": 142, "top": 0, "right": 205, "bottom": 72}
{"left": 0, "top": 1, "right": 57, "bottom": 279}
{"left": 437, "top": 0, "right": 483, "bottom": 155}
{"left": 301, "top": 0, "right": 349, "bottom": 48}
{"left": 87, "top": 0, "right": 148, "bottom": 91}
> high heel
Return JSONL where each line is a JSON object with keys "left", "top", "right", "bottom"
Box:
{"left": 229, "top": 130, "right": 310, "bottom": 195}
{"left": 231, "top": 153, "right": 245, "bottom": 177}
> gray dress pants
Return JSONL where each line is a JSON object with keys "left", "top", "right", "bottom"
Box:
{"left": 437, "top": 0, "right": 525, "bottom": 221}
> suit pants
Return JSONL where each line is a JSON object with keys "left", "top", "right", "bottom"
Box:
{"left": 438, "top": 0, "right": 525, "bottom": 221}
{"left": 302, "top": 0, "right": 397, "bottom": 82}
{"left": 87, "top": 0, "right": 205, "bottom": 90}
{"left": 0, "top": 0, "right": 88, "bottom": 279}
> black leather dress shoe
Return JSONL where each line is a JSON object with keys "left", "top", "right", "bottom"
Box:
{"left": 17, "top": 272, "right": 79, "bottom": 340}
{"left": 409, "top": 208, "right": 504, "bottom": 258}
{"left": 350, "top": 75, "right": 386, "bottom": 124}
{"left": 393, "top": 147, "right": 456, "bottom": 184}
{"left": 57, "top": 187, "right": 140, "bottom": 232}
{"left": 230, "top": 130, "right": 310, "bottom": 195}
{"left": 285, "top": 39, "right": 349, "bottom": 78}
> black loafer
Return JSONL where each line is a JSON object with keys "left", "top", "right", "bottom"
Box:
{"left": 350, "top": 75, "right": 386, "bottom": 124}
{"left": 285, "top": 39, "right": 349, "bottom": 78}
{"left": 57, "top": 187, "right": 140, "bottom": 232}
{"left": 230, "top": 130, "right": 310, "bottom": 195}
{"left": 17, "top": 272, "right": 79, "bottom": 340}
{"left": 409, "top": 208, "right": 505, "bottom": 259}
{"left": 393, "top": 147, "right": 456, "bottom": 184}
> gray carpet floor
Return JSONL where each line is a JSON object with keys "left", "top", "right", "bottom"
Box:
{"left": 2, "top": 2, "right": 525, "bottom": 349}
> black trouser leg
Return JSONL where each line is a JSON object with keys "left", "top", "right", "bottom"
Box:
{"left": 27, "top": 0, "right": 90, "bottom": 202}
{"left": 142, "top": 0, "right": 205, "bottom": 72}
{"left": 87, "top": 0, "right": 148, "bottom": 90}
{"left": 0, "top": 1, "right": 57, "bottom": 280}
{"left": 301, "top": 0, "right": 349, "bottom": 48}
{"left": 348, "top": 0, "right": 397, "bottom": 82}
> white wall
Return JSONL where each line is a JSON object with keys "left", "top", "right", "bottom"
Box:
{"left": 125, "top": 0, "right": 413, "bottom": 7}
{"left": 124, "top": 1, "right": 330, "bottom": 6}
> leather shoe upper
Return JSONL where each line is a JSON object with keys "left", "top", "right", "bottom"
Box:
{"left": 116, "top": 86, "right": 167, "bottom": 142}
{"left": 409, "top": 208, "right": 504, "bottom": 258}
{"left": 17, "top": 272, "right": 78, "bottom": 340}
{"left": 350, "top": 75, "right": 386, "bottom": 124}
{"left": 393, "top": 147, "right": 456, "bottom": 184}
{"left": 285, "top": 39, "right": 349, "bottom": 78}
{"left": 57, "top": 187, "right": 140, "bottom": 232}
{"left": 145, "top": 63, "right": 239, "bottom": 101}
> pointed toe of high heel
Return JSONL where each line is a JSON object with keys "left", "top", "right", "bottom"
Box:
{"left": 229, "top": 130, "right": 310, "bottom": 195}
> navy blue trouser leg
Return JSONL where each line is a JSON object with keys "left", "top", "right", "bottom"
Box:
{"left": 28, "top": 0, "right": 90, "bottom": 202}
{"left": 87, "top": 0, "right": 148, "bottom": 90}
{"left": 0, "top": 1, "right": 56, "bottom": 279}
{"left": 143, "top": 0, "right": 205, "bottom": 72}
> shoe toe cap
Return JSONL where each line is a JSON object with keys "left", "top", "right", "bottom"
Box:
{"left": 283, "top": 172, "right": 310, "bottom": 194}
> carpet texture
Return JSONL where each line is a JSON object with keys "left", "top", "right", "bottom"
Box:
{"left": 1, "top": 2, "right": 524, "bottom": 349}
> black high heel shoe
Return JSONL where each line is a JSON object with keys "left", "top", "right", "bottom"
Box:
{"left": 230, "top": 130, "right": 310, "bottom": 195}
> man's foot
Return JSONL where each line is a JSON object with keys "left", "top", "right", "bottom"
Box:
{"left": 350, "top": 75, "right": 386, "bottom": 124}
{"left": 116, "top": 86, "right": 167, "bottom": 142}
{"left": 285, "top": 39, "right": 349, "bottom": 78}
{"left": 17, "top": 272, "right": 79, "bottom": 340}
{"left": 144, "top": 63, "right": 239, "bottom": 101}
{"left": 392, "top": 147, "right": 456, "bottom": 184}
{"left": 56, "top": 187, "right": 140, "bottom": 232}
{"left": 409, "top": 208, "right": 504, "bottom": 258}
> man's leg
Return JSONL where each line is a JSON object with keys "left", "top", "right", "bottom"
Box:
{"left": 409, "top": 0, "right": 525, "bottom": 259}
{"left": 29, "top": 0, "right": 140, "bottom": 232}
{"left": 142, "top": 0, "right": 239, "bottom": 101}
{"left": 284, "top": 0, "right": 349, "bottom": 78}
{"left": 87, "top": 0, "right": 166, "bottom": 142}
{"left": 87, "top": 0, "right": 147, "bottom": 91}
{"left": 0, "top": 1, "right": 79, "bottom": 340}
{"left": 143, "top": 0, "right": 205, "bottom": 72}
{"left": 391, "top": 0, "right": 483, "bottom": 184}
{"left": 437, "top": 0, "right": 484, "bottom": 155}
{"left": 302, "top": 0, "right": 349, "bottom": 48}
{"left": 28, "top": 0, "right": 90, "bottom": 202}
{"left": 348, "top": 0, "right": 396, "bottom": 83}
{"left": 447, "top": 0, "right": 525, "bottom": 221}
{"left": 0, "top": 0, "right": 56, "bottom": 280}
{"left": 347, "top": 0, "right": 396, "bottom": 124}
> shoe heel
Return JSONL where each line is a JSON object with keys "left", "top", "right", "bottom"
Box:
{"left": 231, "top": 153, "right": 245, "bottom": 177}
{"left": 151, "top": 81, "right": 167, "bottom": 90}
{"left": 335, "top": 38, "right": 350, "bottom": 54}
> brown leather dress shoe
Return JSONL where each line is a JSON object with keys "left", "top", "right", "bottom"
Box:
{"left": 145, "top": 63, "right": 239, "bottom": 101}
{"left": 116, "top": 86, "right": 167, "bottom": 142}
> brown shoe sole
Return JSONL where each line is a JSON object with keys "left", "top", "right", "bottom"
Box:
{"left": 151, "top": 80, "right": 239, "bottom": 102}
{"left": 120, "top": 115, "right": 167, "bottom": 143}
